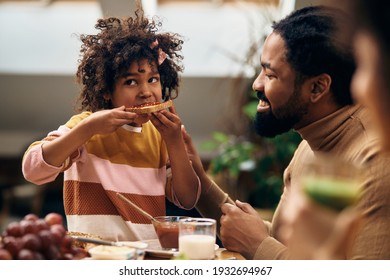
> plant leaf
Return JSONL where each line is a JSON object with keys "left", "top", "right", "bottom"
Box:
{"left": 242, "top": 101, "right": 258, "bottom": 119}
{"left": 212, "top": 131, "right": 229, "bottom": 143}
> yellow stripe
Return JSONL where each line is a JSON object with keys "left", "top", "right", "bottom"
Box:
{"left": 87, "top": 122, "right": 167, "bottom": 168}
{"left": 65, "top": 112, "right": 168, "bottom": 168}
{"left": 65, "top": 111, "right": 91, "bottom": 128}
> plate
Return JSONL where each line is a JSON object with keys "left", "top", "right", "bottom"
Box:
{"left": 142, "top": 239, "right": 179, "bottom": 258}
{"left": 88, "top": 245, "right": 137, "bottom": 260}
{"left": 116, "top": 241, "right": 148, "bottom": 249}
{"left": 142, "top": 239, "right": 219, "bottom": 259}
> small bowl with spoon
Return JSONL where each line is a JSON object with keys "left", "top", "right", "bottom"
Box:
{"left": 116, "top": 193, "right": 188, "bottom": 250}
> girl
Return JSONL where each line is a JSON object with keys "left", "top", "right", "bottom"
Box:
{"left": 22, "top": 10, "right": 200, "bottom": 241}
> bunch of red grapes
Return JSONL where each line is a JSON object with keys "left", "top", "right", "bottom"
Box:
{"left": 0, "top": 212, "right": 89, "bottom": 260}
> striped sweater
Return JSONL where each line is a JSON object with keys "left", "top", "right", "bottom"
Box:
{"left": 22, "top": 112, "right": 184, "bottom": 241}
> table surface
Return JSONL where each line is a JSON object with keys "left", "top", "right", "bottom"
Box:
{"left": 215, "top": 248, "right": 246, "bottom": 260}
{"left": 144, "top": 249, "right": 245, "bottom": 260}
{"left": 142, "top": 239, "right": 245, "bottom": 260}
{"left": 77, "top": 237, "right": 245, "bottom": 260}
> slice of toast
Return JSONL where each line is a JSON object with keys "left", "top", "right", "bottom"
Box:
{"left": 126, "top": 100, "right": 173, "bottom": 114}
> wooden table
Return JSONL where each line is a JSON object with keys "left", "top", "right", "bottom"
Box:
{"left": 215, "top": 248, "right": 245, "bottom": 260}
{"left": 143, "top": 250, "right": 245, "bottom": 260}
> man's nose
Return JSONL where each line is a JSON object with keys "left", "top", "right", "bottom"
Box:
{"left": 252, "top": 72, "right": 264, "bottom": 92}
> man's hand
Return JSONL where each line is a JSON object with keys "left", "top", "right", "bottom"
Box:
{"left": 220, "top": 200, "right": 269, "bottom": 259}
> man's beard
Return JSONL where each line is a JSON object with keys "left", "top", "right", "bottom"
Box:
{"left": 253, "top": 88, "right": 309, "bottom": 138}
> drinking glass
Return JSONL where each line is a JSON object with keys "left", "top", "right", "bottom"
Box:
{"left": 178, "top": 218, "right": 216, "bottom": 260}
{"left": 299, "top": 153, "right": 364, "bottom": 211}
{"left": 151, "top": 216, "right": 188, "bottom": 250}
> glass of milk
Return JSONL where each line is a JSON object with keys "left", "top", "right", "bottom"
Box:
{"left": 178, "top": 218, "right": 216, "bottom": 260}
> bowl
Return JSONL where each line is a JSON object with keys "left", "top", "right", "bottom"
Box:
{"left": 88, "top": 245, "right": 137, "bottom": 260}
{"left": 152, "top": 216, "right": 189, "bottom": 250}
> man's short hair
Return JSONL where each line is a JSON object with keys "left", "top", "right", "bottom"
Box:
{"left": 272, "top": 5, "right": 355, "bottom": 106}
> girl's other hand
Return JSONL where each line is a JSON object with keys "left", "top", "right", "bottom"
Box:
{"left": 150, "top": 105, "right": 182, "bottom": 142}
{"left": 83, "top": 106, "right": 138, "bottom": 135}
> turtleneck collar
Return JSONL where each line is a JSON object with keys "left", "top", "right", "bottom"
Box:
{"left": 296, "top": 104, "right": 363, "bottom": 151}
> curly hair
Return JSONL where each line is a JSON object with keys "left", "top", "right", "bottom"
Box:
{"left": 75, "top": 10, "right": 184, "bottom": 112}
{"left": 272, "top": 5, "right": 356, "bottom": 106}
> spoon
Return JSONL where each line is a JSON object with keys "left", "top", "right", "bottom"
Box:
{"left": 116, "top": 192, "right": 159, "bottom": 223}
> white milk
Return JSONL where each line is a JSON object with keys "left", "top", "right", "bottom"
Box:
{"left": 179, "top": 234, "right": 215, "bottom": 259}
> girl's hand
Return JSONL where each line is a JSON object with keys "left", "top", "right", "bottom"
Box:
{"left": 82, "top": 106, "right": 138, "bottom": 136}
{"left": 150, "top": 106, "right": 182, "bottom": 142}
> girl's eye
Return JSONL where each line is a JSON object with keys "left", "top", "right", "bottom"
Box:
{"left": 125, "top": 79, "right": 136, "bottom": 86}
{"left": 149, "top": 77, "right": 159, "bottom": 83}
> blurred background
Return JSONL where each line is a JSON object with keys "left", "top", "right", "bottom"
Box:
{"left": 0, "top": 0, "right": 320, "bottom": 231}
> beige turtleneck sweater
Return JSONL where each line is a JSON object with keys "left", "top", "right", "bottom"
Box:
{"left": 197, "top": 104, "right": 390, "bottom": 259}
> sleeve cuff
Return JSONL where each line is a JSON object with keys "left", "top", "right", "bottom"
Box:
{"left": 253, "top": 236, "right": 290, "bottom": 260}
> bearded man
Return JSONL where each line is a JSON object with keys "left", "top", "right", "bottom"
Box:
{"left": 183, "top": 5, "right": 390, "bottom": 259}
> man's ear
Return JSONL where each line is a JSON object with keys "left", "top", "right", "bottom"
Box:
{"left": 310, "top": 73, "right": 332, "bottom": 103}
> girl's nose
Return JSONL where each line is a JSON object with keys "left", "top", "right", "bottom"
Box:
{"left": 139, "top": 84, "right": 153, "bottom": 98}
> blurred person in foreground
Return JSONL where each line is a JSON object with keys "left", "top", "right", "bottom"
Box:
{"left": 183, "top": 5, "right": 390, "bottom": 259}
{"left": 347, "top": 0, "right": 390, "bottom": 150}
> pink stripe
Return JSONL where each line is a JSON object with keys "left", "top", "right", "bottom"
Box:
{"left": 64, "top": 154, "right": 166, "bottom": 196}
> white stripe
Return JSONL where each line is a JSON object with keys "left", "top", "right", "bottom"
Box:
{"left": 64, "top": 153, "right": 166, "bottom": 195}
{"left": 66, "top": 215, "right": 157, "bottom": 241}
